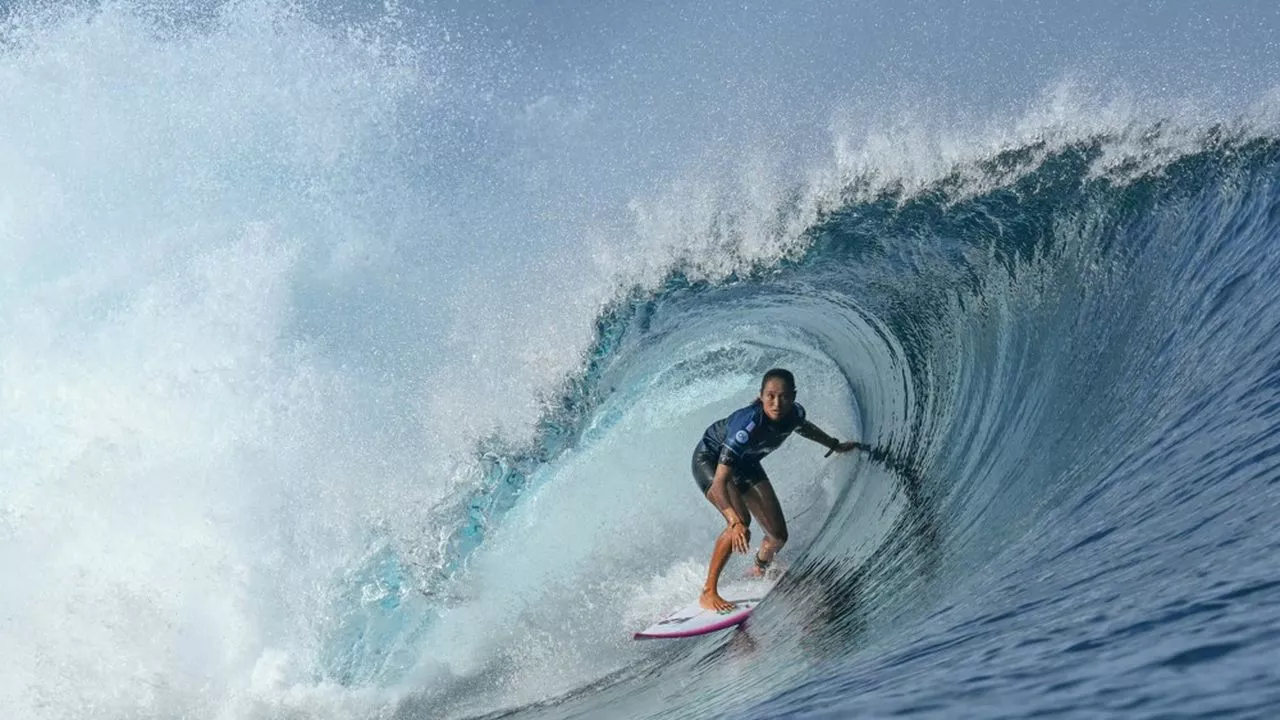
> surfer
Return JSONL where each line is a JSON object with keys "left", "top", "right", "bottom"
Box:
{"left": 692, "top": 368, "right": 862, "bottom": 612}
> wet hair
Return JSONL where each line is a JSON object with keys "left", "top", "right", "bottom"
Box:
{"left": 760, "top": 368, "right": 796, "bottom": 393}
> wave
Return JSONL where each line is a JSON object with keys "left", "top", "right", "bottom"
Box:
{"left": 386, "top": 130, "right": 1280, "bottom": 718}
{"left": 4, "top": 1, "right": 1280, "bottom": 717}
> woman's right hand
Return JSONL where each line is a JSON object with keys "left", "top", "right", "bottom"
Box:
{"left": 724, "top": 521, "right": 750, "bottom": 554}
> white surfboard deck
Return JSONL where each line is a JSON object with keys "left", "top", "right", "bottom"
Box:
{"left": 633, "top": 579, "right": 776, "bottom": 640}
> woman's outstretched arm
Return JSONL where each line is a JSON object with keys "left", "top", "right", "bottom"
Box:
{"left": 796, "top": 421, "right": 863, "bottom": 454}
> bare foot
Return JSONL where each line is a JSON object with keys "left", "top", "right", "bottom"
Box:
{"left": 699, "top": 588, "right": 736, "bottom": 612}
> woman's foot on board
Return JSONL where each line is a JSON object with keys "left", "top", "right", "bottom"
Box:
{"left": 699, "top": 587, "right": 736, "bottom": 612}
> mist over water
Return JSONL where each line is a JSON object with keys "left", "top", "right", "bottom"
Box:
{"left": 3, "top": 1, "right": 1279, "bottom": 719}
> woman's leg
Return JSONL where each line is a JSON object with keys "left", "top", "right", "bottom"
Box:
{"left": 744, "top": 476, "right": 788, "bottom": 566}
{"left": 692, "top": 451, "right": 753, "bottom": 610}
{"left": 699, "top": 479, "right": 752, "bottom": 610}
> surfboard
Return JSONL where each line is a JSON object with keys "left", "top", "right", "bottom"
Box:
{"left": 633, "top": 582, "right": 769, "bottom": 640}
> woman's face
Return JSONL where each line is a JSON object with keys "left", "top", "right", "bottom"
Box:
{"left": 759, "top": 377, "right": 796, "bottom": 421}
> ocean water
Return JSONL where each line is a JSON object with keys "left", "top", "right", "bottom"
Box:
{"left": 3, "top": 1, "right": 1280, "bottom": 719}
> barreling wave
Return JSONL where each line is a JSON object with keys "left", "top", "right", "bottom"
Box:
{"left": 375, "top": 127, "right": 1280, "bottom": 719}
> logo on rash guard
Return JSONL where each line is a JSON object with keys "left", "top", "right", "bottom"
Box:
{"left": 734, "top": 430, "right": 750, "bottom": 444}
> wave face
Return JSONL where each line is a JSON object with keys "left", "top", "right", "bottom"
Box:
{"left": 4, "top": 1, "right": 1280, "bottom": 719}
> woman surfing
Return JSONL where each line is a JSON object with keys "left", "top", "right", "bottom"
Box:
{"left": 692, "top": 368, "right": 863, "bottom": 611}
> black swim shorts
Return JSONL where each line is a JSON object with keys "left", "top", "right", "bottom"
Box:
{"left": 691, "top": 441, "right": 768, "bottom": 494}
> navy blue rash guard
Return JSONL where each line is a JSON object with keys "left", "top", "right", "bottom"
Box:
{"left": 699, "top": 400, "right": 807, "bottom": 469}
